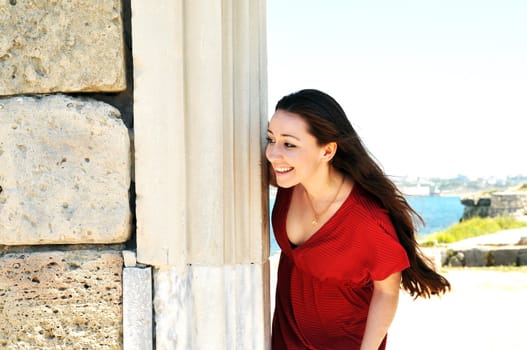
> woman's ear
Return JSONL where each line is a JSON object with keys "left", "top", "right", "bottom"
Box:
{"left": 322, "top": 142, "right": 338, "bottom": 162}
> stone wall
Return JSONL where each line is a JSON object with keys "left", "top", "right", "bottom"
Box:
{"left": 461, "top": 191, "right": 527, "bottom": 220}
{"left": 0, "top": 1, "right": 133, "bottom": 348}
{"left": 2, "top": 1, "right": 270, "bottom": 349}
{"left": 488, "top": 192, "right": 527, "bottom": 217}
{"left": 443, "top": 247, "right": 527, "bottom": 267}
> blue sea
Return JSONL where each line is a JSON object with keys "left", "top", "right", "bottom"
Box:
{"left": 269, "top": 195, "right": 464, "bottom": 255}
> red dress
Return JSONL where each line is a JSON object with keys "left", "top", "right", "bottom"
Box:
{"left": 271, "top": 185, "right": 409, "bottom": 350}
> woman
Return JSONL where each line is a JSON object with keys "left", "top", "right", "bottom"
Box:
{"left": 266, "top": 89, "right": 450, "bottom": 350}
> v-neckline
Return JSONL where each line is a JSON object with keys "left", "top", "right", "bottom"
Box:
{"left": 282, "top": 184, "right": 356, "bottom": 252}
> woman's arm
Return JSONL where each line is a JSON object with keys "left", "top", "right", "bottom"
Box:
{"left": 360, "top": 271, "right": 402, "bottom": 350}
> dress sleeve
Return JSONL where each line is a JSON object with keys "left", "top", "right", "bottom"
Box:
{"left": 365, "top": 217, "right": 410, "bottom": 281}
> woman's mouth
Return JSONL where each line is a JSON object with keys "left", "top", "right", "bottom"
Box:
{"left": 274, "top": 167, "right": 293, "bottom": 174}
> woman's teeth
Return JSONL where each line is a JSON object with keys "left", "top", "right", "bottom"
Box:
{"left": 275, "top": 167, "right": 293, "bottom": 174}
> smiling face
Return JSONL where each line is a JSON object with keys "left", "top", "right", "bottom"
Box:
{"left": 266, "top": 110, "right": 334, "bottom": 188}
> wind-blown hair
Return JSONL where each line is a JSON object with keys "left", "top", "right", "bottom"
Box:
{"left": 275, "top": 89, "right": 450, "bottom": 298}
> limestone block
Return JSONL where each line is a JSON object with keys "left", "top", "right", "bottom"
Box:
{"left": 0, "top": 250, "right": 123, "bottom": 349}
{"left": 0, "top": 0, "right": 125, "bottom": 95}
{"left": 0, "top": 95, "right": 131, "bottom": 245}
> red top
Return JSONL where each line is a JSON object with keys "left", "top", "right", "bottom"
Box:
{"left": 271, "top": 185, "right": 409, "bottom": 350}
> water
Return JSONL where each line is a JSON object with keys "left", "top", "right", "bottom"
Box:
{"left": 406, "top": 196, "right": 464, "bottom": 235}
{"left": 269, "top": 195, "right": 464, "bottom": 255}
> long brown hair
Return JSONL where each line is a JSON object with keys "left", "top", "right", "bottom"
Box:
{"left": 275, "top": 89, "right": 450, "bottom": 298}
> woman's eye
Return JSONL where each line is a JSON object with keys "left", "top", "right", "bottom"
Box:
{"left": 266, "top": 137, "right": 275, "bottom": 144}
{"left": 284, "top": 143, "right": 296, "bottom": 148}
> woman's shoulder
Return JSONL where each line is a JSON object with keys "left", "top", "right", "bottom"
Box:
{"left": 344, "top": 185, "right": 396, "bottom": 235}
{"left": 349, "top": 185, "right": 389, "bottom": 218}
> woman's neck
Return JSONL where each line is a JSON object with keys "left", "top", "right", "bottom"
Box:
{"left": 301, "top": 168, "right": 344, "bottom": 201}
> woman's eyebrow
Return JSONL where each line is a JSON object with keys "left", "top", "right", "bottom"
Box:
{"left": 282, "top": 133, "right": 300, "bottom": 141}
{"left": 267, "top": 129, "right": 301, "bottom": 141}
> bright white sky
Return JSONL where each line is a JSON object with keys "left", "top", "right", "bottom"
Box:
{"left": 267, "top": 0, "right": 527, "bottom": 179}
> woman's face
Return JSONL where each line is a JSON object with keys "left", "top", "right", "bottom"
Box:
{"left": 266, "top": 110, "right": 327, "bottom": 188}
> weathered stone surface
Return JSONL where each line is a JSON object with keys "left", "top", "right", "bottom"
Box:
{"left": 0, "top": 95, "right": 131, "bottom": 245}
{"left": 0, "top": 250, "right": 123, "bottom": 349}
{"left": 446, "top": 247, "right": 525, "bottom": 267}
{"left": 461, "top": 192, "right": 527, "bottom": 220}
{"left": 462, "top": 248, "right": 485, "bottom": 267}
{"left": 461, "top": 195, "right": 491, "bottom": 220}
{"left": 448, "top": 252, "right": 464, "bottom": 267}
{"left": 518, "top": 249, "right": 527, "bottom": 266}
{"left": 0, "top": 0, "right": 126, "bottom": 95}
{"left": 489, "top": 192, "right": 527, "bottom": 217}
{"left": 491, "top": 249, "right": 519, "bottom": 266}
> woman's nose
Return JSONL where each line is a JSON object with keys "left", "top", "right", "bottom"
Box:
{"left": 265, "top": 144, "right": 281, "bottom": 161}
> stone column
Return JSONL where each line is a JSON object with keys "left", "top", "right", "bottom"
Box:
{"left": 131, "top": 1, "right": 269, "bottom": 349}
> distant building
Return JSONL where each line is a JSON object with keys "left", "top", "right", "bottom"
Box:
{"left": 400, "top": 185, "right": 431, "bottom": 196}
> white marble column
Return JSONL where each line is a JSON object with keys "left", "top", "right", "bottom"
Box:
{"left": 131, "top": 1, "right": 269, "bottom": 349}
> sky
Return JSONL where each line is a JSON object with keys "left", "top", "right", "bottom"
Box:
{"left": 266, "top": 0, "right": 527, "bottom": 179}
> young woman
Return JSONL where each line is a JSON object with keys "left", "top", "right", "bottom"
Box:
{"left": 266, "top": 89, "right": 450, "bottom": 350}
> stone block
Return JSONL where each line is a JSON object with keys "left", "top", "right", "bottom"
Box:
{"left": 489, "top": 249, "right": 518, "bottom": 266}
{"left": 0, "top": 0, "right": 126, "bottom": 95}
{"left": 462, "top": 248, "right": 485, "bottom": 267}
{"left": 154, "top": 263, "right": 270, "bottom": 350}
{"left": 0, "top": 250, "right": 123, "bottom": 349}
{"left": 123, "top": 267, "right": 153, "bottom": 350}
{"left": 0, "top": 95, "right": 131, "bottom": 245}
{"left": 448, "top": 255, "right": 463, "bottom": 267}
{"left": 122, "top": 250, "right": 137, "bottom": 267}
{"left": 518, "top": 249, "right": 527, "bottom": 266}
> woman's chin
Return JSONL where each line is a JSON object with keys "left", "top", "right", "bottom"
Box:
{"left": 276, "top": 178, "right": 297, "bottom": 189}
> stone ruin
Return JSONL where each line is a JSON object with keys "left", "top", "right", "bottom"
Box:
{"left": 461, "top": 190, "right": 527, "bottom": 220}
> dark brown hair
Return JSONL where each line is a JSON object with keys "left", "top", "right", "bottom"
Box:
{"left": 275, "top": 89, "right": 450, "bottom": 298}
